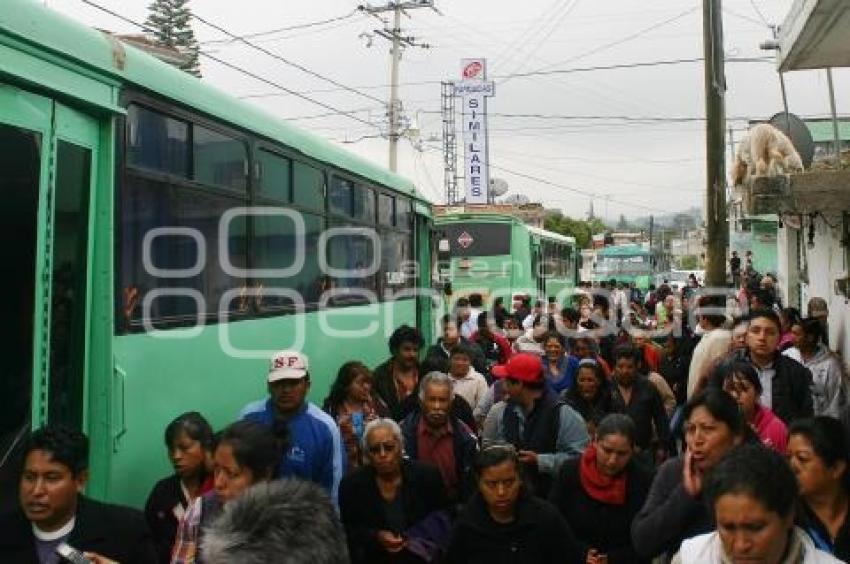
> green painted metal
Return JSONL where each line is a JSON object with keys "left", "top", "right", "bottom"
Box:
{"left": 109, "top": 301, "right": 414, "bottom": 507}
{"left": 0, "top": 0, "right": 427, "bottom": 203}
{"left": 593, "top": 244, "right": 655, "bottom": 289}
{"left": 805, "top": 119, "right": 850, "bottom": 143}
{"left": 435, "top": 213, "right": 577, "bottom": 309}
{"left": 0, "top": 0, "right": 433, "bottom": 509}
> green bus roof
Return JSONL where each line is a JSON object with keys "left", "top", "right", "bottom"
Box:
{"left": 1, "top": 0, "right": 426, "bottom": 204}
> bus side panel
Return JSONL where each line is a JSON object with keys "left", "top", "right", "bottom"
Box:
{"left": 109, "top": 300, "right": 415, "bottom": 508}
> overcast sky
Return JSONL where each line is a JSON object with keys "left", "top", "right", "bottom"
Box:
{"left": 49, "top": 0, "right": 848, "bottom": 220}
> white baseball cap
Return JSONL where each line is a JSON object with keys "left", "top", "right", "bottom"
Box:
{"left": 267, "top": 350, "right": 309, "bottom": 382}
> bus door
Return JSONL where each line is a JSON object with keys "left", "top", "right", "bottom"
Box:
{"left": 0, "top": 84, "right": 98, "bottom": 508}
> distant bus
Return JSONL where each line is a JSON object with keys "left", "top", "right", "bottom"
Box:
{"left": 0, "top": 0, "right": 434, "bottom": 508}
{"left": 592, "top": 244, "right": 666, "bottom": 289}
{"left": 434, "top": 213, "right": 578, "bottom": 310}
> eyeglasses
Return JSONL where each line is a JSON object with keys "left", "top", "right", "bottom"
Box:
{"left": 367, "top": 441, "right": 397, "bottom": 455}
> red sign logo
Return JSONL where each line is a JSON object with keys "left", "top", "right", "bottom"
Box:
{"left": 462, "top": 61, "right": 483, "bottom": 80}
{"left": 457, "top": 231, "right": 474, "bottom": 249}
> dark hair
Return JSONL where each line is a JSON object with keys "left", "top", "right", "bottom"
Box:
{"left": 322, "top": 361, "right": 371, "bottom": 417}
{"left": 788, "top": 417, "right": 849, "bottom": 472}
{"left": 469, "top": 293, "right": 483, "bottom": 308}
{"left": 797, "top": 317, "right": 825, "bottom": 344}
{"left": 23, "top": 426, "right": 89, "bottom": 477}
{"left": 576, "top": 359, "right": 606, "bottom": 387}
{"left": 720, "top": 361, "right": 763, "bottom": 395}
{"left": 542, "top": 331, "right": 565, "bottom": 349}
{"left": 388, "top": 324, "right": 423, "bottom": 354}
{"left": 697, "top": 295, "right": 727, "bottom": 328}
{"left": 704, "top": 444, "right": 797, "bottom": 519}
{"left": 683, "top": 389, "right": 747, "bottom": 438}
{"left": 780, "top": 307, "right": 801, "bottom": 328}
{"left": 165, "top": 412, "right": 214, "bottom": 451}
{"left": 613, "top": 345, "right": 639, "bottom": 364}
{"left": 473, "top": 443, "right": 521, "bottom": 480}
{"left": 449, "top": 342, "right": 475, "bottom": 359}
{"left": 455, "top": 297, "right": 470, "bottom": 307}
{"left": 216, "top": 421, "right": 281, "bottom": 481}
{"left": 751, "top": 289, "right": 775, "bottom": 309}
{"left": 477, "top": 310, "right": 491, "bottom": 330}
{"left": 561, "top": 307, "right": 580, "bottom": 324}
{"left": 748, "top": 309, "right": 781, "bottom": 331}
{"left": 440, "top": 313, "right": 455, "bottom": 327}
{"left": 596, "top": 414, "right": 636, "bottom": 446}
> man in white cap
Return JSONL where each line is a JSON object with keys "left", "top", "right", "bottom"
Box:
{"left": 239, "top": 351, "right": 344, "bottom": 504}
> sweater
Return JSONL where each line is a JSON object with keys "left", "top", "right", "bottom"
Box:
{"left": 784, "top": 345, "right": 846, "bottom": 417}
{"left": 631, "top": 456, "right": 713, "bottom": 560}
{"left": 444, "top": 490, "right": 582, "bottom": 564}
{"left": 673, "top": 527, "right": 842, "bottom": 564}
{"left": 550, "top": 458, "right": 653, "bottom": 564}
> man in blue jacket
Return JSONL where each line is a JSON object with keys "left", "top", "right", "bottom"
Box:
{"left": 240, "top": 350, "right": 344, "bottom": 505}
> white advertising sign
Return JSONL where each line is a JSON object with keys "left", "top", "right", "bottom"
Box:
{"left": 459, "top": 58, "right": 493, "bottom": 205}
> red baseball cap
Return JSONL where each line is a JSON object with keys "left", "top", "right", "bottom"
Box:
{"left": 491, "top": 353, "right": 543, "bottom": 384}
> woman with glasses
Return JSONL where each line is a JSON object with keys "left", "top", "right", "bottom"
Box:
{"left": 339, "top": 418, "right": 448, "bottom": 564}
{"left": 550, "top": 414, "right": 652, "bottom": 564}
{"left": 445, "top": 443, "right": 581, "bottom": 564}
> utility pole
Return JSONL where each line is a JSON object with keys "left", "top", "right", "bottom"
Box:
{"left": 364, "top": 2, "right": 435, "bottom": 172}
{"left": 703, "top": 0, "right": 728, "bottom": 287}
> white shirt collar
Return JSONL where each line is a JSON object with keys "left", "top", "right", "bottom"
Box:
{"left": 32, "top": 516, "right": 75, "bottom": 541}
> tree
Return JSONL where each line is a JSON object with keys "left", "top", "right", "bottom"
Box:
{"left": 146, "top": 0, "right": 201, "bottom": 77}
{"left": 544, "top": 213, "right": 606, "bottom": 249}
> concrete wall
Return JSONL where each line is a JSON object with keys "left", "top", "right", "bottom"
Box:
{"left": 798, "top": 218, "right": 850, "bottom": 364}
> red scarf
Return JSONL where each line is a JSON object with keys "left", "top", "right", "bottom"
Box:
{"left": 578, "top": 444, "right": 627, "bottom": 505}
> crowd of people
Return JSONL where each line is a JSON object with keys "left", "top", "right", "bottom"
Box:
{"left": 2, "top": 278, "right": 849, "bottom": 564}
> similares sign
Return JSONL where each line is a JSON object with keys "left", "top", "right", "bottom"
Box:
{"left": 455, "top": 58, "right": 494, "bottom": 205}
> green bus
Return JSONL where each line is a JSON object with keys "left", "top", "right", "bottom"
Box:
{"left": 0, "top": 0, "right": 434, "bottom": 508}
{"left": 592, "top": 244, "right": 665, "bottom": 289}
{"left": 434, "top": 213, "right": 578, "bottom": 311}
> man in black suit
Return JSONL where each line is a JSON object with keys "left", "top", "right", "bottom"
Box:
{"left": 0, "top": 425, "right": 157, "bottom": 563}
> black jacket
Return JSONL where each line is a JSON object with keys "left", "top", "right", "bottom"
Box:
{"left": 444, "top": 489, "right": 582, "bottom": 564}
{"left": 373, "top": 358, "right": 475, "bottom": 427}
{"left": 339, "top": 460, "right": 449, "bottom": 564}
{"left": 610, "top": 376, "right": 670, "bottom": 451}
{"left": 400, "top": 411, "right": 479, "bottom": 501}
{"left": 710, "top": 350, "right": 814, "bottom": 425}
{"left": 0, "top": 495, "right": 158, "bottom": 564}
{"left": 144, "top": 474, "right": 188, "bottom": 564}
{"left": 549, "top": 458, "right": 653, "bottom": 564}
{"left": 630, "top": 456, "right": 712, "bottom": 560}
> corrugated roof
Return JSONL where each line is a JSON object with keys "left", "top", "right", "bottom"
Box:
{"left": 805, "top": 120, "right": 850, "bottom": 142}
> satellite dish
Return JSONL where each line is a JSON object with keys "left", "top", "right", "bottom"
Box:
{"left": 490, "top": 177, "right": 509, "bottom": 197}
{"left": 768, "top": 112, "right": 815, "bottom": 169}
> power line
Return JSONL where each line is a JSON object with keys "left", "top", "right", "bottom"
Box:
{"left": 78, "top": 0, "right": 382, "bottom": 130}
{"left": 238, "top": 56, "right": 772, "bottom": 99}
{"left": 200, "top": 8, "right": 362, "bottom": 45}
{"left": 524, "top": 6, "right": 701, "bottom": 76}
{"left": 748, "top": 0, "right": 771, "bottom": 27}
{"left": 190, "top": 12, "right": 386, "bottom": 105}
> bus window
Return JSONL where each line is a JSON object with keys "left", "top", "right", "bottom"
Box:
{"left": 48, "top": 141, "right": 91, "bottom": 430}
{"left": 378, "top": 193, "right": 395, "bottom": 226}
{"left": 353, "top": 184, "right": 376, "bottom": 223}
{"left": 126, "top": 104, "right": 188, "bottom": 177}
{"left": 193, "top": 125, "right": 247, "bottom": 191}
{"left": 256, "top": 149, "right": 291, "bottom": 202}
{"left": 441, "top": 223, "right": 511, "bottom": 256}
{"left": 329, "top": 176, "right": 354, "bottom": 217}
{"left": 251, "top": 211, "right": 324, "bottom": 309}
{"left": 293, "top": 161, "right": 324, "bottom": 211}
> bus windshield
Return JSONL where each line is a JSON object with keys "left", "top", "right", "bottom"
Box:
{"left": 440, "top": 223, "right": 511, "bottom": 257}
{"left": 594, "top": 254, "right": 651, "bottom": 276}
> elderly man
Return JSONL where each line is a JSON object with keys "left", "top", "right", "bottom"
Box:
{"left": 400, "top": 372, "right": 478, "bottom": 501}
